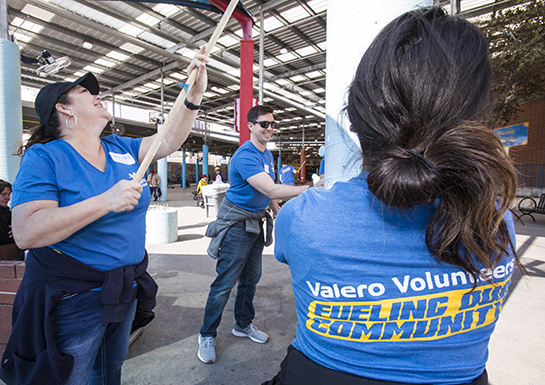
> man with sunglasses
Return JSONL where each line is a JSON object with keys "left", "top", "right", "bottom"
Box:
{"left": 198, "top": 105, "right": 308, "bottom": 364}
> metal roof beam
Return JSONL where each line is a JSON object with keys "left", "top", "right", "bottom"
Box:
{"left": 23, "top": 0, "right": 182, "bottom": 62}
{"left": 8, "top": 7, "right": 162, "bottom": 70}
{"left": 101, "top": 60, "right": 184, "bottom": 97}
{"left": 125, "top": 1, "right": 198, "bottom": 37}
{"left": 461, "top": 0, "right": 526, "bottom": 18}
{"left": 270, "top": 63, "right": 326, "bottom": 81}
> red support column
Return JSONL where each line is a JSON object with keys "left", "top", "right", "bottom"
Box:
{"left": 239, "top": 39, "right": 254, "bottom": 146}
{"left": 206, "top": 0, "right": 254, "bottom": 148}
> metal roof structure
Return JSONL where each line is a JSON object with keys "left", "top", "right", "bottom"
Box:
{"left": 6, "top": 0, "right": 533, "bottom": 159}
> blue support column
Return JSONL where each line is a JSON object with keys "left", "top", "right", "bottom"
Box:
{"left": 203, "top": 144, "right": 209, "bottom": 179}
{"left": 196, "top": 158, "right": 199, "bottom": 182}
{"left": 158, "top": 157, "right": 167, "bottom": 202}
{"left": 182, "top": 151, "right": 187, "bottom": 189}
{"left": 227, "top": 157, "right": 231, "bottom": 182}
{"left": 277, "top": 156, "right": 282, "bottom": 183}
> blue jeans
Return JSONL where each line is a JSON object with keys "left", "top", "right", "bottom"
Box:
{"left": 55, "top": 288, "right": 137, "bottom": 385}
{"left": 150, "top": 186, "right": 159, "bottom": 200}
{"left": 200, "top": 220, "right": 265, "bottom": 337}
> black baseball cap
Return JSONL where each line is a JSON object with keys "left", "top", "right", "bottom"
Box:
{"left": 35, "top": 72, "right": 100, "bottom": 126}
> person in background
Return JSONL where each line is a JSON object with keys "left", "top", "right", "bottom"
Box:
{"left": 0, "top": 180, "right": 24, "bottom": 261}
{"left": 318, "top": 145, "right": 325, "bottom": 178}
{"left": 214, "top": 166, "right": 227, "bottom": 183}
{"left": 198, "top": 105, "right": 308, "bottom": 364}
{"left": 263, "top": 7, "right": 518, "bottom": 385}
{"left": 213, "top": 169, "right": 222, "bottom": 183}
{"left": 197, "top": 174, "right": 208, "bottom": 194}
{"left": 279, "top": 162, "right": 296, "bottom": 186}
{"left": 0, "top": 47, "right": 208, "bottom": 385}
{"left": 146, "top": 170, "right": 161, "bottom": 201}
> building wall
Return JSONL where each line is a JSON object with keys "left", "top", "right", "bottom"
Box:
{"left": 0, "top": 261, "right": 25, "bottom": 355}
{"left": 506, "top": 98, "right": 545, "bottom": 165}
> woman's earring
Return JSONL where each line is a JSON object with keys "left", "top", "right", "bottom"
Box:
{"left": 65, "top": 113, "right": 77, "bottom": 130}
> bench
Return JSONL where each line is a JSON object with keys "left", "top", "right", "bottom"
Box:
{"left": 167, "top": 175, "right": 181, "bottom": 188}
{"left": 518, "top": 193, "right": 545, "bottom": 222}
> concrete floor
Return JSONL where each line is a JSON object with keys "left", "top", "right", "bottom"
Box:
{"left": 2, "top": 186, "right": 540, "bottom": 385}
{"left": 119, "top": 187, "right": 545, "bottom": 385}
{"left": 123, "top": 188, "right": 293, "bottom": 385}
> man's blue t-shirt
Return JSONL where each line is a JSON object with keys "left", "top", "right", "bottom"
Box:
{"left": 275, "top": 172, "right": 516, "bottom": 384}
{"left": 280, "top": 165, "right": 296, "bottom": 185}
{"left": 225, "top": 140, "right": 275, "bottom": 212}
{"left": 12, "top": 135, "right": 151, "bottom": 271}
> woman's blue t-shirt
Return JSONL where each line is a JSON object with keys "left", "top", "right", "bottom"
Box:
{"left": 275, "top": 172, "right": 516, "bottom": 384}
{"left": 12, "top": 135, "right": 151, "bottom": 271}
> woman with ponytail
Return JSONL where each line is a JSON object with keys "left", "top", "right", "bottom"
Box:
{"left": 264, "top": 7, "right": 517, "bottom": 385}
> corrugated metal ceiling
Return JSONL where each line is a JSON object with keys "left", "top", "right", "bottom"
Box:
{"left": 7, "top": 0, "right": 530, "bottom": 157}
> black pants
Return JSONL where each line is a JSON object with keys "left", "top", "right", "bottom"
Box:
{"left": 262, "top": 345, "right": 488, "bottom": 385}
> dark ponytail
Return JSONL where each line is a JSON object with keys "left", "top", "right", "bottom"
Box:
{"left": 347, "top": 7, "right": 517, "bottom": 279}
{"left": 366, "top": 146, "right": 439, "bottom": 209}
{"left": 18, "top": 92, "right": 70, "bottom": 155}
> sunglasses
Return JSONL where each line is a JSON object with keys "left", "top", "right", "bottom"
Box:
{"left": 252, "top": 120, "right": 277, "bottom": 129}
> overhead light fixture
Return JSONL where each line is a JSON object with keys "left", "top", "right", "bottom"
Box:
{"left": 35, "top": 50, "right": 71, "bottom": 77}
{"left": 110, "top": 122, "right": 125, "bottom": 135}
{"left": 279, "top": 47, "right": 288, "bottom": 54}
{"left": 82, "top": 41, "right": 94, "bottom": 49}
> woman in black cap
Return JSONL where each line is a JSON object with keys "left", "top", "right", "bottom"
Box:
{"left": 0, "top": 49, "right": 208, "bottom": 385}
{"left": 263, "top": 7, "right": 518, "bottom": 385}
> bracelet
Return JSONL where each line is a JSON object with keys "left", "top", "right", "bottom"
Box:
{"left": 184, "top": 98, "right": 201, "bottom": 111}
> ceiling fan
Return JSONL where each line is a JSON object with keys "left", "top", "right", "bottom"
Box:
{"left": 21, "top": 50, "right": 71, "bottom": 77}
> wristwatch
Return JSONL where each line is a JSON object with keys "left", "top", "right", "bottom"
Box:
{"left": 184, "top": 98, "right": 201, "bottom": 111}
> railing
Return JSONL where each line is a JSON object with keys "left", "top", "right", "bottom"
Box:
{"left": 515, "top": 164, "right": 545, "bottom": 189}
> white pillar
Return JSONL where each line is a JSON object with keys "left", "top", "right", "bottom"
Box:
{"left": 0, "top": 38, "right": 23, "bottom": 183}
{"left": 324, "top": 0, "right": 432, "bottom": 188}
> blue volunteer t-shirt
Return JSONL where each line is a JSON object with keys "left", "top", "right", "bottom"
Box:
{"left": 225, "top": 140, "right": 275, "bottom": 212}
{"left": 12, "top": 135, "right": 151, "bottom": 271}
{"left": 319, "top": 158, "right": 325, "bottom": 175}
{"left": 275, "top": 172, "right": 516, "bottom": 384}
{"left": 280, "top": 165, "right": 296, "bottom": 185}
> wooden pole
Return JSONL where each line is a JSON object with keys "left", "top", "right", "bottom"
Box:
{"left": 134, "top": 0, "right": 240, "bottom": 182}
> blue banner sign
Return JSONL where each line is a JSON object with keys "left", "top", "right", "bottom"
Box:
{"left": 494, "top": 122, "right": 528, "bottom": 147}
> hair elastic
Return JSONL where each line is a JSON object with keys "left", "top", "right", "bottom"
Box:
{"left": 65, "top": 114, "right": 77, "bottom": 130}
{"left": 402, "top": 149, "right": 435, "bottom": 170}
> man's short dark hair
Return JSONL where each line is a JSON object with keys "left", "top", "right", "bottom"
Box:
{"left": 247, "top": 105, "right": 274, "bottom": 123}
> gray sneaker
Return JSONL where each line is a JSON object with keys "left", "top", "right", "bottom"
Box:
{"left": 232, "top": 323, "right": 269, "bottom": 344}
{"left": 197, "top": 335, "right": 216, "bottom": 364}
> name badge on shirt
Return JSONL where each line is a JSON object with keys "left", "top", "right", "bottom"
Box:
{"left": 110, "top": 152, "right": 136, "bottom": 165}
